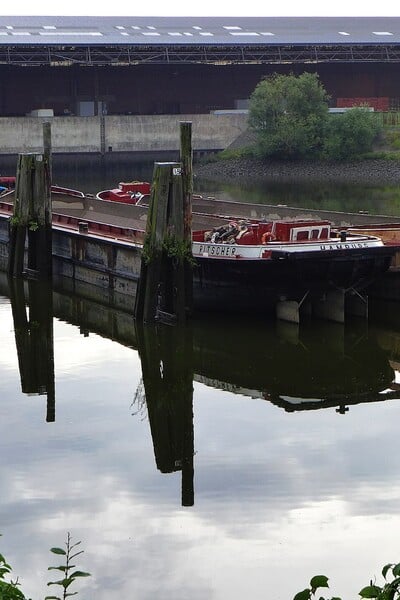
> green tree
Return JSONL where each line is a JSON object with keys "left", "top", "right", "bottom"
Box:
{"left": 248, "top": 72, "right": 330, "bottom": 159}
{"left": 324, "top": 107, "right": 382, "bottom": 160}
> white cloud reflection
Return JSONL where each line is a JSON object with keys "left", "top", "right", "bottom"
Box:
{"left": 1, "top": 297, "right": 400, "bottom": 599}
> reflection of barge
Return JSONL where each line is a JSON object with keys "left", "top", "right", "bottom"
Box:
{"left": 1, "top": 271, "right": 398, "bottom": 419}
{"left": 192, "top": 314, "right": 397, "bottom": 411}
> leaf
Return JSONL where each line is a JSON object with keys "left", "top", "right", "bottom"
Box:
{"left": 392, "top": 564, "right": 400, "bottom": 577}
{"left": 48, "top": 580, "right": 65, "bottom": 586}
{"left": 310, "top": 576, "right": 329, "bottom": 591}
{"left": 69, "top": 571, "right": 91, "bottom": 578}
{"left": 44, "top": 597, "right": 62, "bottom": 600}
{"left": 69, "top": 551, "right": 84, "bottom": 560}
{"left": 293, "top": 589, "right": 311, "bottom": 600}
{"left": 48, "top": 566, "right": 68, "bottom": 572}
{"left": 50, "top": 548, "right": 66, "bottom": 556}
{"left": 61, "top": 578, "right": 74, "bottom": 589}
{"left": 65, "top": 593, "right": 78, "bottom": 597}
{"left": 382, "top": 564, "right": 393, "bottom": 579}
{"left": 359, "top": 585, "right": 382, "bottom": 598}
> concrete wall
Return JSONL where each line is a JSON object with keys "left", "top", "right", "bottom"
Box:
{"left": 0, "top": 114, "right": 248, "bottom": 155}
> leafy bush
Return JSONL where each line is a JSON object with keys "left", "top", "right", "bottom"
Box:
{"left": 323, "top": 108, "right": 382, "bottom": 160}
{"left": 248, "top": 73, "right": 383, "bottom": 161}
{"left": 384, "top": 130, "right": 400, "bottom": 150}
{"left": 248, "top": 72, "right": 330, "bottom": 159}
{"left": 294, "top": 562, "right": 400, "bottom": 600}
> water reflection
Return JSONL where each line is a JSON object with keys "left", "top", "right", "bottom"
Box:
{"left": 5, "top": 273, "right": 399, "bottom": 419}
{"left": 3, "top": 273, "right": 400, "bottom": 504}
{"left": 196, "top": 179, "right": 400, "bottom": 217}
{"left": 4, "top": 153, "right": 396, "bottom": 217}
{"left": 192, "top": 315, "right": 397, "bottom": 412}
{"left": 8, "top": 277, "right": 55, "bottom": 422}
{"left": 3, "top": 274, "right": 400, "bottom": 598}
{"left": 136, "top": 324, "right": 194, "bottom": 506}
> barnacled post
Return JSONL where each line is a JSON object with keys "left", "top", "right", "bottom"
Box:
{"left": 134, "top": 145, "right": 193, "bottom": 324}
{"left": 8, "top": 152, "right": 52, "bottom": 279}
{"left": 180, "top": 121, "right": 193, "bottom": 316}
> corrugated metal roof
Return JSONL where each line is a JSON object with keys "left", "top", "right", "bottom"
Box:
{"left": 0, "top": 16, "right": 400, "bottom": 46}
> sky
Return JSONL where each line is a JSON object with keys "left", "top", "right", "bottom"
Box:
{"left": 3, "top": 0, "right": 400, "bottom": 17}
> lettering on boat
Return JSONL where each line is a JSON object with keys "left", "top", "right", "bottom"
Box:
{"left": 198, "top": 244, "right": 237, "bottom": 257}
{"left": 319, "top": 242, "right": 369, "bottom": 250}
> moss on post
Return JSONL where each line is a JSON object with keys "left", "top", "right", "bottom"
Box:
{"left": 180, "top": 122, "right": 194, "bottom": 315}
{"left": 8, "top": 152, "right": 52, "bottom": 279}
{"left": 134, "top": 160, "right": 194, "bottom": 324}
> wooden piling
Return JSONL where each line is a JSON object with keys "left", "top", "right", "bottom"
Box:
{"left": 43, "top": 121, "right": 52, "bottom": 174}
{"left": 8, "top": 152, "right": 52, "bottom": 279}
{"left": 180, "top": 121, "right": 193, "bottom": 315}
{"left": 134, "top": 160, "right": 194, "bottom": 324}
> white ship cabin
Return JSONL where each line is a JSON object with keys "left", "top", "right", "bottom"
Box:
{"left": 274, "top": 220, "right": 332, "bottom": 243}
{"left": 194, "top": 220, "right": 333, "bottom": 245}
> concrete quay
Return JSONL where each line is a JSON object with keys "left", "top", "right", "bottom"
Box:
{"left": 0, "top": 113, "right": 247, "bottom": 156}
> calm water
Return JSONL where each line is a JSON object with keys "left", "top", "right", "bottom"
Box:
{"left": 51, "top": 159, "right": 400, "bottom": 217}
{"left": 2, "top": 164, "right": 400, "bottom": 598}
{"left": 1, "top": 272, "right": 400, "bottom": 600}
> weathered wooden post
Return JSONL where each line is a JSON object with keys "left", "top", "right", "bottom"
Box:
{"left": 180, "top": 121, "right": 193, "bottom": 315}
{"left": 134, "top": 158, "right": 193, "bottom": 324}
{"left": 43, "top": 121, "right": 52, "bottom": 173}
{"left": 8, "top": 151, "right": 52, "bottom": 279}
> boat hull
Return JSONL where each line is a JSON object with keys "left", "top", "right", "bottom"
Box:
{"left": 193, "top": 246, "right": 395, "bottom": 312}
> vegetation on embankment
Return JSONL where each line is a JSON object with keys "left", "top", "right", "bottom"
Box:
{"left": 194, "top": 72, "right": 400, "bottom": 186}
{"left": 194, "top": 153, "right": 400, "bottom": 185}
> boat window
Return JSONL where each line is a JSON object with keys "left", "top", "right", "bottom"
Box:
{"left": 296, "top": 231, "right": 309, "bottom": 240}
{"left": 311, "top": 229, "right": 320, "bottom": 239}
{"left": 321, "top": 227, "right": 329, "bottom": 238}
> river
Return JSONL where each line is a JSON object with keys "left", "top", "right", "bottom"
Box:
{"left": 1, "top": 165, "right": 400, "bottom": 599}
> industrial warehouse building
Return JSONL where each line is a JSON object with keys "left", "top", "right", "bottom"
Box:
{"left": 1, "top": 15, "right": 400, "bottom": 117}
{"left": 1, "top": 15, "right": 400, "bottom": 161}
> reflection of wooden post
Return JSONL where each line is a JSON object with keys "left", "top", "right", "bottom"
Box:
{"left": 8, "top": 277, "right": 55, "bottom": 422}
{"left": 8, "top": 152, "right": 52, "bottom": 279}
{"left": 136, "top": 323, "right": 194, "bottom": 506}
{"left": 134, "top": 160, "right": 193, "bottom": 324}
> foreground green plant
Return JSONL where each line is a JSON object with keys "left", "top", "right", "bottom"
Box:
{"left": 294, "top": 562, "right": 400, "bottom": 600}
{"left": 0, "top": 535, "right": 25, "bottom": 600}
{"left": 0, "top": 532, "right": 91, "bottom": 600}
{"left": 46, "top": 533, "right": 91, "bottom": 600}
